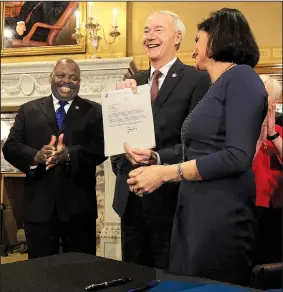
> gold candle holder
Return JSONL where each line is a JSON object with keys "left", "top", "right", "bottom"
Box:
{"left": 72, "top": 28, "right": 83, "bottom": 44}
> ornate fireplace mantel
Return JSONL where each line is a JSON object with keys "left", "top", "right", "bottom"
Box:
{"left": 1, "top": 58, "right": 137, "bottom": 107}
{"left": 1, "top": 57, "right": 137, "bottom": 260}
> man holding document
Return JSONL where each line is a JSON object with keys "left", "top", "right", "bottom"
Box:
{"left": 110, "top": 11, "right": 210, "bottom": 269}
{"left": 102, "top": 84, "right": 156, "bottom": 157}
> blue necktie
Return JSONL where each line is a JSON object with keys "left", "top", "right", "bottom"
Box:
{"left": 56, "top": 100, "right": 68, "bottom": 130}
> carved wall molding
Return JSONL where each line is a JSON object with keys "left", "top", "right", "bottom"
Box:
{"left": 1, "top": 58, "right": 136, "bottom": 107}
{"left": 100, "top": 223, "right": 121, "bottom": 239}
{"left": 1, "top": 58, "right": 135, "bottom": 72}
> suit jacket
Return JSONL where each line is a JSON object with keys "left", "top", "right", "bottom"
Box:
{"left": 111, "top": 58, "right": 211, "bottom": 217}
{"left": 2, "top": 95, "right": 106, "bottom": 223}
{"left": 17, "top": 1, "right": 69, "bottom": 41}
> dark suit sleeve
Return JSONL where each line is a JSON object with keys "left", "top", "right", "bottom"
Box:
{"left": 196, "top": 66, "right": 268, "bottom": 181}
{"left": 2, "top": 106, "right": 38, "bottom": 173}
{"left": 110, "top": 155, "right": 123, "bottom": 176}
{"left": 43, "top": 2, "right": 70, "bottom": 25}
{"left": 67, "top": 103, "right": 106, "bottom": 175}
{"left": 17, "top": 2, "right": 39, "bottom": 22}
{"left": 189, "top": 71, "right": 211, "bottom": 112}
{"left": 157, "top": 144, "right": 182, "bottom": 165}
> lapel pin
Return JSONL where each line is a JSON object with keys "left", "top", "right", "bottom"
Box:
{"left": 172, "top": 73, "right": 177, "bottom": 77}
{"left": 75, "top": 106, "right": 79, "bottom": 110}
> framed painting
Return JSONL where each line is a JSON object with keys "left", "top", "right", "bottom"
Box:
{"left": 0, "top": 1, "right": 86, "bottom": 57}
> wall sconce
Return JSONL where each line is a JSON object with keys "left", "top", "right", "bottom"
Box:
{"left": 72, "top": 5, "right": 120, "bottom": 51}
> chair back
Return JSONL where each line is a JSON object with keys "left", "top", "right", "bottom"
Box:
{"left": 47, "top": 2, "right": 79, "bottom": 45}
{"left": 251, "top": 263, "right": 282, "bottom": 290}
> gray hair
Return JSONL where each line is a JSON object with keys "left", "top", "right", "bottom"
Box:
{"left": 147, "top": 10, "right": 186, "bottom": 50}
{"left": 259, "top": 74, "right": 282, "bottom": 102}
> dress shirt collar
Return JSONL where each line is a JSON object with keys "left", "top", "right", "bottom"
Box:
{"left": 52, "top": 94, "right": 73, "bottom": 107}
{"left": 149, "top": 57, "right": 177, "bottom": 80}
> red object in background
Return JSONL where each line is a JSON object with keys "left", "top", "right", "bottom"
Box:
{"left": 5, "top": 1, "right": 24, "bottom": 18}
{"left": 253, "top": 125, "right": 283, "bottom": 208}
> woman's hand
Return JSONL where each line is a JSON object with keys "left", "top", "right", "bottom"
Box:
{"left": 267, "top": 102, "right": 277, "bottom": 136}
{"left": 127, "top": 165, "right": 167, "bottom": 195}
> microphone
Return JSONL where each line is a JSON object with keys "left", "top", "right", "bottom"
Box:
{"left": 85, "top": 277, "right": 133, "bottom": 291}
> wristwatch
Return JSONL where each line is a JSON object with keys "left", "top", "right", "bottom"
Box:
{"left": 267, "top": 132, "right": 280, "bottom": 141}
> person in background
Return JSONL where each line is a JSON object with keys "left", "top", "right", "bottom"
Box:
{"left": 5, "top": 2, "right": 69, "bottom": 42}
{"left": 253, "top": 75, "right": 282, "bottom": 265}
{"left": 111, "top": 10, "right": 210, "bottom": 269}
{"left": 2, "top": 58, "right": 106, "bottom": 259}
{"left": 126, "top": 8, "right": 267, "bottom": 285}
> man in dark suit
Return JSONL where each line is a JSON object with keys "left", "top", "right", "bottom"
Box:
{"left": 111, "top": 10, "right": 210, "bottom": 269}
{"left": 2, "top": 58, "right": 106, "bottom": 259}
{"left": 5, "top": 1, "right": 69, "bottom": 42}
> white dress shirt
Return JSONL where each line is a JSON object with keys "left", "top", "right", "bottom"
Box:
{"left": 148, "top": 57, "right": 177, "bottom": 165}
{"left": 52, "top": 94, "right": 73, "bottom": 113}
{"left": 149, "top": 57, "right": 177, "bottom": 89}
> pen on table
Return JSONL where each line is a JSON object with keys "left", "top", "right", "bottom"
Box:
{"left": 85, "top": 277, "right": 133, "bottom": 291}
{"left": 128, "top": 280, "right": 160, "bottom": 292}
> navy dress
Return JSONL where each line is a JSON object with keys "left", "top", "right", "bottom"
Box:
{"left": 162, "top": 65, "right": 268, "bottom": 285}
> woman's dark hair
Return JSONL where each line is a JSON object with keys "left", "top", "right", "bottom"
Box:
{"left": 197, "top": 8, "right": 260, "bottom": 67}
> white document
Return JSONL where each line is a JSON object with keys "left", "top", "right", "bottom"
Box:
{"left": 101, "top": 84, "right": 156, "bottom": 156}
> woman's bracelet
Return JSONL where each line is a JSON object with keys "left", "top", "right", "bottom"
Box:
{"left": 177, "top": 163, "right": 185, "bottom": 181}
{"left": 267, "top": 132, "right": 280, "bottom": 141}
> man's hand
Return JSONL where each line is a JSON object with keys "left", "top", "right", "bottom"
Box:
{"left": 116, "top": 79, "right": 137, "bottom": 93}
{"left": 46, "top": 134, "right": 68, "bottom": 166}
{"left": 34, "top": 135, "right": 56, "bottom": 165}
{"left": 16, "top": 23, "right": 26, "bottom": 35}
{"left": 124, "top": 143, "right": 157, "bottom": 166}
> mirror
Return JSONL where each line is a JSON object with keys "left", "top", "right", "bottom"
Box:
{"left": 0, "top": 1, "right": 86, "bottom": 57}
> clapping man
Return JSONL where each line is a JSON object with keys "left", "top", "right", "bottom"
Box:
{"left": 3, "top": 58, "right": 106, "bottom": 258}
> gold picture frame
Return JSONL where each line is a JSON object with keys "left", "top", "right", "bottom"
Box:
{"left": 0, "top": 1, "right": 86, "bottom": 57}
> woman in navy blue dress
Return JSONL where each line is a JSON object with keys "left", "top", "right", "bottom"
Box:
{"left": 126, "top": 8, "right": 268, "bottom": 285}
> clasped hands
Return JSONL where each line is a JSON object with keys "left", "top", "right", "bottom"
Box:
{"left": 124, "top": 143, "right": 166, "bottom": 196}
{"left": 34, "top": 134, "right": 68, "bottom": 170}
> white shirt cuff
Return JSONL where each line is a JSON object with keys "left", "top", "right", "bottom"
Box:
{"left": 17, "top": 21, "right": 25, "bottom": 25}
{"left": 156, "top": 152, "right": 161, "bottom": 165}
{"left": 30, "top": 165, "right": 37, "bottom": 170}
